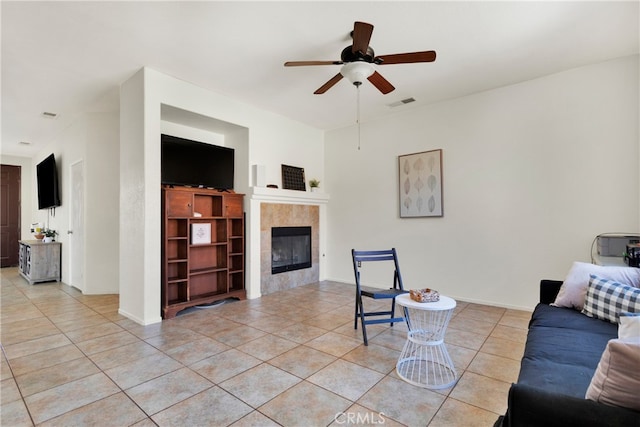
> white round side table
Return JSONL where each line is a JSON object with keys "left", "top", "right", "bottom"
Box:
{"left": 395, "top": 293, "right": 458, "bottom": 389}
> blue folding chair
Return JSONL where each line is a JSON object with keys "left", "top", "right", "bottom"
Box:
{"left": 352, "top": 248, "right": 408, "bottom": 345}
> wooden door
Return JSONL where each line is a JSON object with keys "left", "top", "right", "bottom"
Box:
{"left": 224, "top": 194, "right": 243, "bottom": 217}
{"left": 166, "top": 190, "right": 193, "bottom": 217}
{"left": 1, "top": 165, "right": 21, "bottom": 267}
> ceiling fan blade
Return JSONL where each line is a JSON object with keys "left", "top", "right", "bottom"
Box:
{"left": 314, "top": 73, "right": 344, "bottom": 94}
{"left": 376, "top": 51, "right": 437, "bottom": 65}
{"left": 284, "top": 60, "right": 342, "bottom": 67}
{"left": 367, "top": 71, "right": 395, "bottom": 94}
{"left": 352, "top": 21, "right": 374, "bottom": 54}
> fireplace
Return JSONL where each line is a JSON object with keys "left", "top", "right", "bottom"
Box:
{"left": 271, "top": 226, "right": 312, "bottom": 274}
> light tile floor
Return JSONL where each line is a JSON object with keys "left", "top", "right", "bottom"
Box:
{"left": 1, "top": 267, "right": 530, "bottom": 426}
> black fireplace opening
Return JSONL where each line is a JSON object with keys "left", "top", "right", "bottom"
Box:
{"left": 271, "top": 226, "right": 312, "bottom": 274}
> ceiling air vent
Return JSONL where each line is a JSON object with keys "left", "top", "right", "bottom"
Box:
{"left": 42, "top": 111, "right": 58, "bottom": 119}
{"left": 387, "top": 97, "right": 416, "bottom": 108}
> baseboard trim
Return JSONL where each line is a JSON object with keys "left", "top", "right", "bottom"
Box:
{"left": 118, "top": 308, "right": 162, "bottom": 325}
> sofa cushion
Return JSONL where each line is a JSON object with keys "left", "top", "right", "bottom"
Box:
{"left": 582, "top": 276, "right": 640, "bottom": 324}
{"left": 585, "top": 339, "right": 640, "bottom": 411}
{"left": 516, "top": 304, "right": 618, "bottom": 398}
{"left": 552, "top": 262, "right": 640, "bottom": 310}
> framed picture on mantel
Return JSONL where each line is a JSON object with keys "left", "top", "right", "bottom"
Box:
{"left": 281, "top": 164, "right": 306, "bottom": 191}
{"left": 399, "top": 149, "right": 443, "bottom": 218}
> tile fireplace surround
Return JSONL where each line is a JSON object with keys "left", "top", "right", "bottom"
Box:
{"left": 260, "top": 203, "right": 319, "bottom": 295}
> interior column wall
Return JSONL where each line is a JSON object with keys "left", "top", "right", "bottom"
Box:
{"left": 119, "top": 69, "right": 149, "bottom": 323}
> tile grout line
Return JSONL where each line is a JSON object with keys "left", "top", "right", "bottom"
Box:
{"left": 2, "top": 270, "right": 530, "bottom": 426}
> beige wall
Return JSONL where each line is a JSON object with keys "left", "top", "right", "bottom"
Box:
{"left": 324, "top": 55, "right": 640, "bottom": 310}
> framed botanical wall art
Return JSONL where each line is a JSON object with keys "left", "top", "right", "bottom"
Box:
{"left": 399, "top": 149, "right": 443, "bottom": 218}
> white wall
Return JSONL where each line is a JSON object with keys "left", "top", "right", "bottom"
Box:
{"left": 119, "top": 69, "right": 148, "bottom": 323}
{"left": 84, "top": 113, "right": 120, "bottom": 294}
{"left": 12, "top": 112, "right": 120, "bottom": 294}
{"left": 29, "top": 122, "right": 86, "bottom": 285}
{"left": 160, "top": 122, "right": 225, "bottom": 146}
{"left": 0, "top": 155, "right": 33, "bottom": 242}
{"left": 119, "top": 67, "right": 325, "bottom": 324}
{"left": 325, "top": 55, "right": 640, "bottom": 310}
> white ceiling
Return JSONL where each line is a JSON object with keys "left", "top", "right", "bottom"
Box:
{"left": 2, "top": 1, "right": 638, "bottom": 157}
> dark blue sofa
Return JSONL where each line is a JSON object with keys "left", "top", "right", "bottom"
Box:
{"left": 495, "top": 280, "right": 639, "bottom": 427}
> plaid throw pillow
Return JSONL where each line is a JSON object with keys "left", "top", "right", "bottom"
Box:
{"left": 582, "top": 275, "right": 640, "bottom": 324}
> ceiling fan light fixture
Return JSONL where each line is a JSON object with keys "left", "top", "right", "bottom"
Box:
{"left": 340, "top": 62, "right": 374, "bottom": 86}
{"left": 286, "top": 21, "right": 435, "bottom": 95}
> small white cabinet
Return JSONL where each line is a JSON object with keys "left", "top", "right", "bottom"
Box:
{"left": 18, "top": 240, "right": 61, "bottom": 284}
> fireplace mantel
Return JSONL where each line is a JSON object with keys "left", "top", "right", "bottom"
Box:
{"left": 249, "top": 187, "right": 330, "bottom": 205}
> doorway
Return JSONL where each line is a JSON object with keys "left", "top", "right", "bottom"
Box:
{"left": 1, "top": 165, "right": 21, "bottom": 267}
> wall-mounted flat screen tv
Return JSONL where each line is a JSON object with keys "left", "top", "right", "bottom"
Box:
{"left": 36, "top": 154, "right": 61, "bottom": 210}
{"left": 161, "top": 134, "right": 235, "bottom": 190}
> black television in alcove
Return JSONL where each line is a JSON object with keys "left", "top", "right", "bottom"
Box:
{"left": 36, "top": 154, "right": 61, "bottom": 210}
{"left": 161, "top": 134, "right": 235, "bottom": 190}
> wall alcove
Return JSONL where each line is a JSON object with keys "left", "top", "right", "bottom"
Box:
{"left": 120, "top": 67, "right": 324, "bottom": 325}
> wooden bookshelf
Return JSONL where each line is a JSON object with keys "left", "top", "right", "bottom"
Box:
{"left": 161, "top": 186, "right": 245, "bottom": 319}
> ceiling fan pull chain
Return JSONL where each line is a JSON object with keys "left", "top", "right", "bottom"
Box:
{"left": 357, "top": 85, "right": 361, "bottom": 151}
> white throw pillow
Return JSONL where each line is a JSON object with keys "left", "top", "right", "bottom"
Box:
{"left": 618, "top": 313, "right": 640, "bottom": 341}
{"left": 552, "top": 262, "right": 640, "bottom": 310}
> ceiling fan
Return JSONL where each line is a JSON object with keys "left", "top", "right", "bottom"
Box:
{"left": 284, "top": 21, "right": 436, "bottom": 95}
